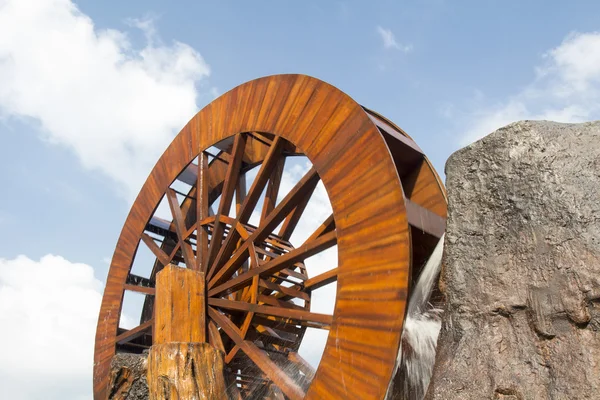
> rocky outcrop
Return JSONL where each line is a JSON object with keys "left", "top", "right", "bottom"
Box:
{"left": 107, "top": 353, "right": 149, "bottom": 399}
{"left": 427, "top": 121, "right": 600, "bottom": 399}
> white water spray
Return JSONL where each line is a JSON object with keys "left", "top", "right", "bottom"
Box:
{"left": 386, "top": 234, "right": 445, "bottom": 400}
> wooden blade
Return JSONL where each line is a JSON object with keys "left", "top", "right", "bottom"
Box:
{"left": 208, "top": 167, "right": 320, "bottom": 288}
{"left": 166, "top": 188, "right": 196, "bottom": 268}
{"left": 207, "top": 134, "right": 247, "bottom": 266}
{"left": 196, "top": 152, "right": 210, "bottom": 271}
{"left": 405, "top": 198, "right": 446, "bottom": 238}
{"left": 209, "top": 230, "right": 337, "bottom": 297}
{"left": 208, "top": 307, "right": 305, "bottom": 400}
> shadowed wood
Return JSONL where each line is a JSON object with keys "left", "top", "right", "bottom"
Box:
{"left": 209, "top": 307, "right": 305, "bottom": 400}
{"left": 94, "top": 74, "right": 447, "bottom": 400}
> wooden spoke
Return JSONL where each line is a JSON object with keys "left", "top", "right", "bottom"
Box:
{"left": 207, "top": 137, "right": 284, "bottom": 280}
{"left": 209, "top": 230, "right": 337, "bottom": 297}
{"left": 207, "top": 134, "right": 247, "bottom": 267}
{"left": 123, "top": 284, "right": 155, "bottom": 296}
{"left": 208, "top": 167, "right": 320, "bottom": 289}
{"left": 208, "top": 320, "right": 225, "bottom": 353}
{"left": 288, "top": 352, "right": 316, "bottom": 381}
{"left": 196, "top": 152, "right": 210, "bottom": 272}
{"left": 208, "top": 307, "right": 305, "bottom": 400}
{"left": 258, "top": 279, "right": 310, "bottom": 301}
{"left": 209, "top": 298, "right": 332, "bottom": 327}
{"left": 302, "top": 213, "right": 335, "bottom": 245}
{"left": 260, "top": 157, "right": 285, "bottom": 224}
{"left": 278, "top": 188, "right": 315, "bottom": 241}
{"left": 140, "top": 233, "right": 170, "bottom": 267}
{"left": 304, "top": 268, "right": 338, "bottom": 291}
{"left": 115, "top": 320, "right": 153, "bottom": 344}
{"left": 166, "top": 188, "right": 196, "bottom": 268}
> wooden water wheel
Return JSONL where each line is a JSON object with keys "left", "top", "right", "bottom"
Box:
{"left": 94, "top": 74, "right": 447, "bottom": 400}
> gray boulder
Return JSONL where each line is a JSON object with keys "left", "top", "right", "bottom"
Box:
{"left": 427, "top": 121, "right": 600, "bottom": 399}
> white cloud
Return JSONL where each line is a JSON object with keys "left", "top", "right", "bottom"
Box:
{"left": 0, "top": 254, "right": 104, "bottom": 399}
{"left": 460, "top": 31, "right": 600, "bottom": 145}
{"left": 0, "top": 0, "right": 211, "bottom": 199}
{"left": 377, "top": 26, "right": 412, "bottom": 52}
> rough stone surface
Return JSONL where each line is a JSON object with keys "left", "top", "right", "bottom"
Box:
{"left": 427, "top": 121, "right": 600, "bottom": 399}
{"left": 108, "top": 353, "right": 149, "bottom": 399}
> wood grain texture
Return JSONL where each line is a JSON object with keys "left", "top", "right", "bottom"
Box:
{"left": 147, "top": 343, "right": 228, "bottom": 400}
{"left": 153, "top": 265, "right": 205, "bottom": 344}
{"left": 94, "top": 74, "right": 447, "bottom": 399}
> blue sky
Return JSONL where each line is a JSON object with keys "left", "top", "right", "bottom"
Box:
{"left": 2, "top": 0, "right": 600, "bottom": 398}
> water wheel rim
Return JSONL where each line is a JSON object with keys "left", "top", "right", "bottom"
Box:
{"left": 94, "top": 74, "right": 444, "bottom": 399}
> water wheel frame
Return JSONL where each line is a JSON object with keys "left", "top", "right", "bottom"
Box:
{"left": 94, "top": 74, "right": 447, "bottom": 400}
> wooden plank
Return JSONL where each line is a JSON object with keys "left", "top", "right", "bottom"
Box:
{"left": 208, "top": 307, "right": 305, "bottom": 400}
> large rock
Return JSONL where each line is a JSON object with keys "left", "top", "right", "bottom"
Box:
{"left": 427, "top": 121, "right": 600, "bottom": 399}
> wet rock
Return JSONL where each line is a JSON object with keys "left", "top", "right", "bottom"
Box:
{"left": 427, "top": 121, "right": 600, "bottom": 399}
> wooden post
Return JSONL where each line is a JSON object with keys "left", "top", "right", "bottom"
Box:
{"left": 147, "top": 264, "right": 228, "bottom": 399}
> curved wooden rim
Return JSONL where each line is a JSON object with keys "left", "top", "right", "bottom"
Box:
{"left": 94, "top": 74, "right": 411, "bottom": 399}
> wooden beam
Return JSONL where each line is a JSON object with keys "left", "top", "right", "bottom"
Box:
{"left": 207, "top": 134, "right": 247, "bottom": 267}
{"left": 208, "top": 307, "right": 305, "bottom": 400}
{"left": 304, "top": 268, "right": 338, "bottom": 291}
{"left": 140, "top": 233, "right": 170, "bottom": 267}
{"left": 208, "top": 298, "right": 332, "bottom": 327}
{"left": 166, "top": 189, "right": 196, "bottom": 269}
{"left": 123, "top": 284, "right": 155, "bottom": 296}
{"left": 405, "top": 198, "right": 446, "bottom": 238}
{"left": 115, "top": 320, "right": 152, "bottom": 344}
{"left": 196, "top": 152, "right": 210, "bottom": 272}
{"left": 207, "top": 137, "right": 284, "bottom": 279}
{"left": 208, "top": 168, "right": 320, "bottom": 289}
{"left": 209, "top": 230, "right": 336, "bottom": 297}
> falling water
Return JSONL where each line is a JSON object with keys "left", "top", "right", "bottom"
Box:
{"left": 386, "top": 234, "right": 445, "bottom": 400}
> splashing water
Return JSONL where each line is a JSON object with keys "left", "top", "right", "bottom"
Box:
{"left": 386, "top": 234, "right": 445, "bottom": 400}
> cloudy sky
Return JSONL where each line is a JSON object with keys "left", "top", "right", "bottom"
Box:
{"left": 2, "top": 0, "right": 600, "bottom": 398}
